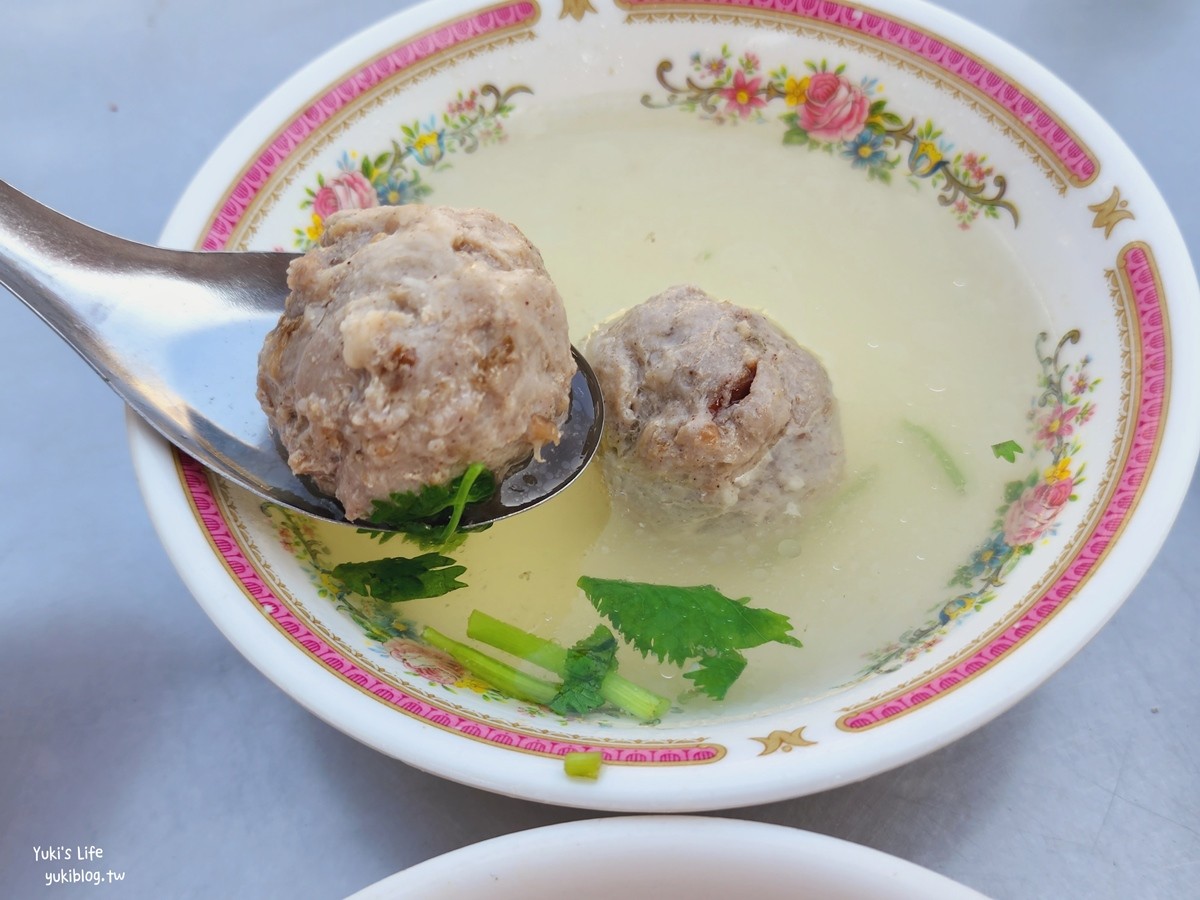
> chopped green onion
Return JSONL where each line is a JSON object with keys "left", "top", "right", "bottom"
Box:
{"left": 467, "top": 611, "right": 671, "bottom": 721}
{"left": 563, "top": 750, "right": 603, "bottom": 779}
{"left": 902, "top": 419, "right": 967, "bottom": 494}
{"left": 423, "top": 627, "right": 558, "bottom": 707}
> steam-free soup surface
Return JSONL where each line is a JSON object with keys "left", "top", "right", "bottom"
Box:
{"left": 303, "top": 101, "right": 1050, "bottom": 719}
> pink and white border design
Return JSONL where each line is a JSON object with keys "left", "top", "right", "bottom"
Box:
{"left": 839, "top": 243, "right": 1167, "bottom": 729}
{"left": 618, "top": 0, "right": 1098, "bottom": 186}
{"left": 201, "top": 0, "right": 540, "bottom": 251}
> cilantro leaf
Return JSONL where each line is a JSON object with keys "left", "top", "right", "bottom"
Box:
{"left": 369, "top": 464, "right": 495, "bottom": 522}
{"left": 576, "top": 576, "right": 803, "bottom": 702}
{"left": 991, "top": 439, "right": 1024, "bottom": 463}
{"left": 363, "top": 464, "right": 495, "bottom": 549}
{"left": 548, "top": 626, "right": 618, "bottom": 717}
{"left": 683, "top": 650, "right": 747, "bottom": 701}
{"left": 331, "top": 553, "right": 467, "bottom": 602}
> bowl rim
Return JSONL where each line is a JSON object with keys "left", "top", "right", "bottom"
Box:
{"left": 345, "top": 815, "right": 987, "bottom": 897}
{"left": 133, "top": 0, "right": 1200, "bottom": 811}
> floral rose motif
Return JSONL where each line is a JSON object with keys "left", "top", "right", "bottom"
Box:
{"left": 383, "top": 637, "right": 462, "bottom": 684}
{"left": 1002, "top": 477, "right": 1074, "bottom": 547}
{"left": 292, "top": 84, "right": 527, "bottom": 250}
{"left": 312, "top": 170, "right": 378, "bottom": 220}
{"left": 656, "top": 53, "right": 1018, "bottom": 228}
{"left": 800, "top": 71, "right": 870, "bottom": 143}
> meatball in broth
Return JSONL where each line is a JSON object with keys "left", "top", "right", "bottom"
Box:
{"left": 585, "top": 285, "right": 844, "bottom": 532}
{"left": 257, "top": 205, "right": 575, "bottom": 522}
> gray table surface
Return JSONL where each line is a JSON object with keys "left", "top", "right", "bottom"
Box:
{"left": 2, "top": 1, "right": 1197, "bottom": 897}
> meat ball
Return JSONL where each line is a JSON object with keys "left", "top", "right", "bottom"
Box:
{"left": 584, "top": 284, "right": 843, "bottom": 531}
{"left": 257, "top": 205, "right": 575, "bottom": 522}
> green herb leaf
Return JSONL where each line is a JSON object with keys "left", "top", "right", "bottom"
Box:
{"left": 365, "top": 464, "right": 495, "bottom": 548}
{"left": 548, "top": 626, "right": 619, "bottom": 717}
{"left": 577, "top": 576, "right": 803, "bottom": 680}
{"left": 991, "top": 439, "right": 1024, "bottom": 463}
{"left": 331, "top": 553, "right": 467, "bottom": 603}
{"left": 684, "top": 650, "right": 748, "bottom": 701}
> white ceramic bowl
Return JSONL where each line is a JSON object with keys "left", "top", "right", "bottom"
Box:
{"left": 131, "top": 0, "right": 1199, "bottom": 811}
{"left": 347, "top": 816, "right": 986, "bottom": 898}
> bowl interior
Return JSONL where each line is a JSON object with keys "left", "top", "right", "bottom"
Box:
{"left": 142, "top": 0, "right": 1198, "bottom": 809}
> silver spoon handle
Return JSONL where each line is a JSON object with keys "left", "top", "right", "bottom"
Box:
{"left": 1, "top": 179, "right": 294, "bottom": 336}
{"left": 0, "top": 180, "right": 310, "bottom": 506}
{"left": 0, "top": 179, "right": 136, "bottom": 380}
{"left": 0, "top": 178, "right": 296, "bottom": 390}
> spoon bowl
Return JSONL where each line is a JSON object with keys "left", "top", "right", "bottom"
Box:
{"left": 0, "top": 180, "right": 602, "bottom": 529}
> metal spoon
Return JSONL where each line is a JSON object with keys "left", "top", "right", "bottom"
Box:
{"left": 0, "top": 179, "right": 603, "bottom": 529}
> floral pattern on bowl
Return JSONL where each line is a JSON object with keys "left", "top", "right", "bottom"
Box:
{"left": 861, "top": 329, "right": 1100, "bottom": 676}
{"left": 293, "top": 84, "right": 528, "bottom": 250}
{"left": 645, "top": 49, "right": 1017, "bottom": 229}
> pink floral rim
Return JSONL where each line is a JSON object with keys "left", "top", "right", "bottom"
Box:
{"left": 618, "top": 0, "right": 1097, "bottom": 185}
{"left": 200, "top": 0, "right": 1098, "bottom": 255}
{"left": 839, "top": 243, "right": 1168, "bottom": 730}
{"left": 200, "top": 0, "right": 540, "bottom": 251}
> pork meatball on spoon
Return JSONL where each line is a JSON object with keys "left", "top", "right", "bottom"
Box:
{"left": 0, "top": 180, "right": 603, "bottom": 530}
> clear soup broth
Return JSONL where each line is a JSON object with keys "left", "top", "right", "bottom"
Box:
{"left": 276, "top": 100, "right": 1051, "bottom": 721}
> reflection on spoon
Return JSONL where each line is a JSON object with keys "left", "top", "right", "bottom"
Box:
{"left": 0, "top": 180, "right": 603, "bottom": 530}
